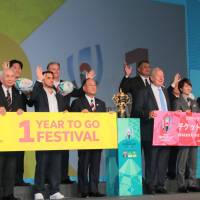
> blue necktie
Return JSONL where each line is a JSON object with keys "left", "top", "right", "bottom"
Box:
{"left": 158, "top": 88, "right": 168, "bottom": 111}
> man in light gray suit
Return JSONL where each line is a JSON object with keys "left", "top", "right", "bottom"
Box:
{"left": 173, "top": 78, "right": 200, "bottom": 193}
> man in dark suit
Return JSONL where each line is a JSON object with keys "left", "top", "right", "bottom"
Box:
{"left": 134, "top": 67, "right": 171, "bottom": 194}
{"left": 0, "top": 69, "right": 23, "bottom": 200}
{"left": 71, "top": 78, "right": 106, "bottom": 198}
{"left": 9, "top": 59, "right": 33, "bottom": 186}
{"left": 47, "top": 62, "right": 95, "bottom": 184}
{"left": 31, "top": 67, "right": 69, "bottom": 200}
{"left": 119, "top": 60, "right": 151, "bottom": 117}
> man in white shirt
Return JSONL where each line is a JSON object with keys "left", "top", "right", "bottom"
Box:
{"left": 46, "top": 62, "right": 95, "bottom": 184}
{"left": 134, "top": 68, "right": 171, "bottom": 194}
{"left": 31, "top": 67, "right": 68, "bottom": 200}
{"left": 0, "top": 69, "right": 24, "bottom": 200}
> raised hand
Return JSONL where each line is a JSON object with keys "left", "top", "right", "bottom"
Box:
{"left": 0, "top": 107, "right": 6, "bottom": 116}
{"left": 172, "top": 73, "right": 181, "bottom": 86}
{"left": 86, "top": 70, "right": 96, "bottom": 79}
{"left": 2, "top": 61, "right": 9, "bottom": 70}
{"left": 36, "top": 65, "right": 44, "bottom": 81}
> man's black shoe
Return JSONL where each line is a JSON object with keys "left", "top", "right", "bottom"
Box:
{"left": 187, "top": 186, "right": 200, "bottom": 192}
{"left": 146, "top": 189, "right": 155, "bottom": 195}
{"left": 61, "top": 178, "right": 75, "bottom": 184}
{"left": 156, "top": 187, "right": 167, "bottom": 194}
{"left": 15, "top": 181, "right": 31, "bottom": 186}
{"left": 178, "top": 186, "right": 188, "bottom": 193}
{"left": 89, "top": 192, "right": 105, "bottom": 197}
{"left": 145, "top": 184, "right": 155, "bottom": 195}
{"left": 3, "top": 194, "right": 21, "bottom": 200}
{"left": 80, "top": 193, "right": 88, "bottom": 198}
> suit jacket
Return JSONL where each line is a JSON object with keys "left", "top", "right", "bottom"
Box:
{"left": 19, "top": 92, "right": 33, "bottom": 111}
{"left": 30, "top": 81, "right": 69, "bottom": 112}
{"left": 0, "top": 83, "right": 23, "bottom": 111}
{"left": 71, "top": 96, "right": 106, "bottom": 113}
{"left": 134, "top": 85, "right": 171, "bottom": 142}
{"left": 173, "top": 95, "right": 199, "bottom": 112}
{"left": 119, "top": 75, "right": 147, "bottom": 117}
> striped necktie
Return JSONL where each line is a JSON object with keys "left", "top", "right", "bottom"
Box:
{"left": 90, "top": 99, "right": 95, "bottom": 112}
{"left": 6, "top": 89, "right": 12, "bottom": 111}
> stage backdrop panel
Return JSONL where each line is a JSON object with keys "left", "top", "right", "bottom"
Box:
{"left": 0, "top": 0, "right": 187, "bottom": 180}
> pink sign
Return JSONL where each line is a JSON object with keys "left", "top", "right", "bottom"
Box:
{"left": 153, "top": 111, "right": 200, "bottom": 146}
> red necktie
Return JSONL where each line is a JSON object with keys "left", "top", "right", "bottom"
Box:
{"left": 90, "top": 99, "right": 95, "bottom": 112}
{"left": 6, "top": 89, "right": 12, "bottom": 111}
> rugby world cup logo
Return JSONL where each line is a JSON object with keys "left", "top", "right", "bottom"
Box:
{"left": 66, "top": 44, "right": 103, "bottom": 87}
{"left": 162, "top": 115, "right": 173, "bottom": 133}
{"left": 125, "top": 128, "right": 134, "bottom": 140}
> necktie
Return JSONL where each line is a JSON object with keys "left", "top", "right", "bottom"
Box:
{"left": 6, "top": 89, "right": 12, "bottom": 111}
{"left": 90, "top": 99, "right": 95, "bottom": 112}
{"left": 145, "top": 79, "right": 149, "bottom": 87}
{"left": 158, "top": 88, "right": 168, "bottom": 111}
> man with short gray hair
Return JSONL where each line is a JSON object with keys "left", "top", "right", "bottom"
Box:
{"left": 134, "top": 67, "right": 171, "bottom": 194}
{"left": 0, "top": 69, "right": 24, "bottom": 200}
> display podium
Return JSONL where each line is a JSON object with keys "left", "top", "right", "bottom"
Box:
{"left": 106, "top": 118, "right": 143, "bottom": 196}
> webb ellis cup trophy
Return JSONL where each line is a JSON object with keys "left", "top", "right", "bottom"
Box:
{"left": 112, "top": 89, "right": 131, "bottom": 118}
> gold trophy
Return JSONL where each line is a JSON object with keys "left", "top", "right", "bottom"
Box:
{"left": 112, "top": 89, "right": 131, "bottom": 118}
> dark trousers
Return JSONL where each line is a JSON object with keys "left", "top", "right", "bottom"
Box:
{"left": 142, "top": 141, "right": 152, "bottom": 185}
{"left": 15, "top": 151, "right": 25, "bottom": 184}
{"left": 167, "top": 147, "right": 179, "bottom": 177}
{"left": 142, "top": 141, "right": 170, "bottom": 189}
{"left": 34, "top": 151, "right": 61, "bottom": 195}
{"left": 0, "top": 152, "right": 16, "bottom": 198}
{"left": 61, "top": 150, "right": 70, "bottom": 180}
{"left": 78, "top": 150, "right": 101, "bottom": 194}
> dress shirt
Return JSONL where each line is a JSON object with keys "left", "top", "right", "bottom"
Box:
{"left": 44, "top": 88, "right": 58, "bottom": 112}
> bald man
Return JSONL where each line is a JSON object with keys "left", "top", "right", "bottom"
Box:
{"left": 71, "top": 79, "right": 106, "bottom": 198}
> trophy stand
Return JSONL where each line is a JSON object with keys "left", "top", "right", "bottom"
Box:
{"left": 106, "top": 89, "right": 142, "bottom": 196}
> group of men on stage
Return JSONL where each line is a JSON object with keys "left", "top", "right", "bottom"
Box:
{"left": 120, "top": 60, "right": 200, "bottom": 194}
{"left": 0, "top": 60, "right": 105, "bottom": 200}
{"left": 0, "top": 58, "right": 200, "bottom": 200}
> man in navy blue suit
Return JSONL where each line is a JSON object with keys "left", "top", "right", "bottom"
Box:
{"left": 119, "top": 60, "right": 151, "bottom": 117}
{"left": 71, "top": 78, "right": 106, "bottom": 198}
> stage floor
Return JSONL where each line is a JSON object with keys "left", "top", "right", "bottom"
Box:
{"left": 73, "top": 194, "right": 200, "bottom": 200}
{"left": 14, "top": 184, "right": 200, "bottom": 200}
